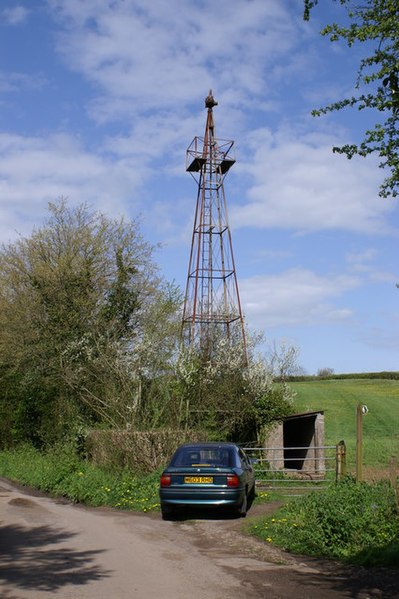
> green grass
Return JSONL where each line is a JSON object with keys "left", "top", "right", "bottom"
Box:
{"left": 248, "top": 477, "right": 399, "bottom": 568}
{"left": 246, "top": 377, "right": 399, "bottom": 568}
{"left": 290, "top": 378, "right": 399, "bottom": 470}
{"left": 0, "top": 444, "right": 160, "bottom": 513}
{"left": 1, "top": 377, "right": 399, "bottom": 569}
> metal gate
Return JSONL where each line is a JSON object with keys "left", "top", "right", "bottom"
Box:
{"left": 244, "top": 442, "right": 346, "bottom": 497}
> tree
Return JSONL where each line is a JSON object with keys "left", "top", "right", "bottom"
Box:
{"left": 265, "top": 340, "right": 303, "bottom": 381}
{"left": 317, "top": 367, "right": 335, "bottom": 379}
{"left": 0, "top": 200, "right": 181, "bottom": 443}
{"left": 304, "top": 0, "right": 399, "bottom": 197}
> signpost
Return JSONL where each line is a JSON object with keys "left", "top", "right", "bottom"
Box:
{"left": 356, "top": 403, "right": 368, "bottom": 482}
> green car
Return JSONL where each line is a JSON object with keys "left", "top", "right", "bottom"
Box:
{"left": 159, "top": 442, "right": 256, "bottom": 519}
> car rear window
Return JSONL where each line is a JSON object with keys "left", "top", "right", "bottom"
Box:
{"left": 171, "top": 447, "right": 234, "bottom": 468}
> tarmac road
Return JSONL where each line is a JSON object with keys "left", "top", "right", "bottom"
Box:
{"left": 0, "top": 478, "right": 398, "bottom": 599}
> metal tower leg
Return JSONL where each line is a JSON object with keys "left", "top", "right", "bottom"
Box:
{"left": 181, "top": 91, "right": 247, "bottom": 363}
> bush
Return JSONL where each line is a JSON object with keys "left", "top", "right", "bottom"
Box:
{"left": 249, "top": 477, "right": 399, "bottom": 566}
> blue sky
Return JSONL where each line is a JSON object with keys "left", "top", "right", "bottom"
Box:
{"left": 0, "top": 0, "right": 398, "bottom": 375}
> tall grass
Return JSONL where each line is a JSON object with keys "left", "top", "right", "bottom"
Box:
{"left": 248, "top": 477, "right": 399, "bottom": 568}
{"left": 0, "top": 444, "right": 160, "bottom": 512}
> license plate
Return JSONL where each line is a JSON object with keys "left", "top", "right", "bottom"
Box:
{"left": 184, "top": 476, "right": 213, "bottom": 484}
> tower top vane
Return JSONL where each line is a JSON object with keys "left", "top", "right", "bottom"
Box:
{"left": 205, "top": 89, "right": 218, "bottom": 109}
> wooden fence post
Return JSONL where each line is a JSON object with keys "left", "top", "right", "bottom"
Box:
{"left": 356, "top": 403, "right": 368, "bottom": 482}
{"left": 389, "top": 456, "right": 399, "bottom": 509}
{"left": 336, "top": 440, "right": 346, "bottom": 481}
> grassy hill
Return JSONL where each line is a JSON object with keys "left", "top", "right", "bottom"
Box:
{"left": 289, "top": 378, "right": 399, "bottom": 474}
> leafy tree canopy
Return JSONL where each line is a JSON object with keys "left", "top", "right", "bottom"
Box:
{"left": 0, "top": 200, "right": 181, "bottom": 442}
{"left": 304, "top": 0, "right": 399, "bottom": 197}
{"left": 0, "top": 200, "right": 297, "bottom": 448}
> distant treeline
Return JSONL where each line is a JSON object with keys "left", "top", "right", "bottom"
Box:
{"left": 285, "top": 371, "right": 399, "bottom": 382}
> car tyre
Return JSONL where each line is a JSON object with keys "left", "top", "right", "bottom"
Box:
{"left": 235, "top": 491, "right": 247, "bottom": 518}
{"left": 248, "top": 482, "right": 256, "bottom": 503}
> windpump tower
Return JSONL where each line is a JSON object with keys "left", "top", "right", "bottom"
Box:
{"left": 181, "top": 91, "right": 247, "bottom": 362}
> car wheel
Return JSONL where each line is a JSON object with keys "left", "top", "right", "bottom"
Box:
{"left": 237, "top": 491, "right": 248, "bottom": 518}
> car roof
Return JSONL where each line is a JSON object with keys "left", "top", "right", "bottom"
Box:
{"left": 176, "top": 442, "right": 239, "bottom": 449}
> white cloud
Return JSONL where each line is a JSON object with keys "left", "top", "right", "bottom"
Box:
{"left": 0, "top": 71, "right": 46, "bottom": 94}
{"left": 344, "top": 249, "right": 397, "bottom": 284}
{"left": 346, "top": 248, "right": 379, "bottom": 270}
{"left": 1, "top": 6, "right": 29, "bottom": 25}
{"left": 48, "top": 0, "right": 302, "bottom": 119}
{"left": 103, "top": 110, "right": 198, "bottom": 170}
{"left": 0, "top": 133, "right": 145, "bottom": 243}
{"left": 232, "top": 127, "right": 393, "bottom": 234}
{"left": 240, "top": 267, "right": 360, "bottom": 328}
{"left": 41, "top": 0, "right": 395, "bottom": 241}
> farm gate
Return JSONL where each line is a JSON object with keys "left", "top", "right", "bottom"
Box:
{"left": 243, "top": 441, "right": 346, "bottom": 496}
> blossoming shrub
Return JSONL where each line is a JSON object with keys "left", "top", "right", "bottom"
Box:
{"left": 175, "top": 340, "right": 294, "bottom": 442}
{"left": 249, "top": 476, "right": 399, "bottom": 567}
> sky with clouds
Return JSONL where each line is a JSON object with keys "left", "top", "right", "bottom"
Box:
{"left": 1, "top": 0, "right": 398, "bottom": 374}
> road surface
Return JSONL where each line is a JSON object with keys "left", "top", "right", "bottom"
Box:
{"left": 0, "top": 478, "right": 398, "bottom": 598}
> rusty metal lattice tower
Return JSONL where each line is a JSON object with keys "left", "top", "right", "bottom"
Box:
{"left": 181, "top": 91, "right": 247, "bottom": 361}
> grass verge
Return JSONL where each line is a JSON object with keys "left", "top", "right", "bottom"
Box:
{"left": 0, "top": 444, "right": 160, "bottom": 513}
{"left": 248, "top": 477, "right": 399, "bottom": 568}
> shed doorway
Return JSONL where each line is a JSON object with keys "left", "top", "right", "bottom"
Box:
{"left": 265, "top": 411, "right": 325, "bottom": 475}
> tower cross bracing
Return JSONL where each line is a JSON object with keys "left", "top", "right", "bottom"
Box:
{"left": 181, "top": 91, "right": 247, "bottom": 361}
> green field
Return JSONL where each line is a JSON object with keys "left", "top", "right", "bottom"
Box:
{"left": 290, "top": 379, "right": 399, "bottom": 473}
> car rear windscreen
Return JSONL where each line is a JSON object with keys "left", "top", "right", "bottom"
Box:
{"left": 171, "top": 447, "right": 234, "bottom": 467}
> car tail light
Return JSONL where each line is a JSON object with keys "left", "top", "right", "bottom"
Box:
{"left": 227, "top": 474, "right": 239, "bottom": 488}
{"left": 160, "top": 474, "right": 171, "bottom": 487}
